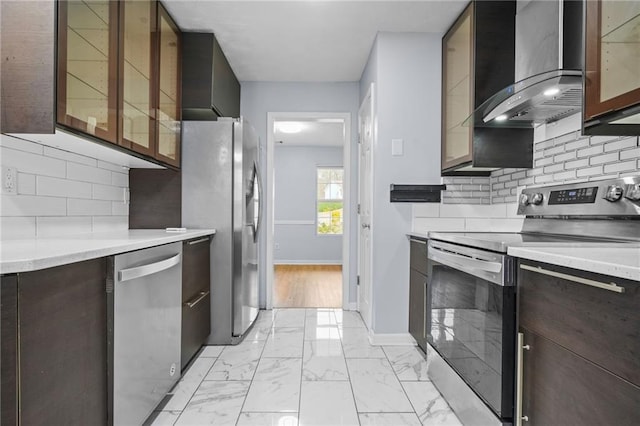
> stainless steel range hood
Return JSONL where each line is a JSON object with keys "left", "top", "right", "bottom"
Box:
{"left": 479, "top": 0, "right": 584, "bottom": 127}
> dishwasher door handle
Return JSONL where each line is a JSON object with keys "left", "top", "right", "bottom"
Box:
{"left": 118, "top": 253, "right": 181, "bottom": 282}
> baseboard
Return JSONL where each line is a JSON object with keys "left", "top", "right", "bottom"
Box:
{"left": 344, "top": 302, "right": 357, "bottom": 311}
{"left": 368, "top": 331, "right": 417, "bottom": 346}
{"left": 274, "top": 260, "right": 342, "bottom": 265}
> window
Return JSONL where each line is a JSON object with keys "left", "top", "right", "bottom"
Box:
{"left": 317, "top": 167, "right": 343, "bottom": 235}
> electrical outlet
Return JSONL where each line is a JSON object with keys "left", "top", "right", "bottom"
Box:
{"left": 2, "top": 166, "right": 17, "bottom": 195}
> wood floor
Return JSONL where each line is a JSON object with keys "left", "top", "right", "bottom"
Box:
{"left": 274, "top": 264, "right": 342, "bottom": 308}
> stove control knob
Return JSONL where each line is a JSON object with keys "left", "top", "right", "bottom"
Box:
{"left": 625, "top": 184, "right": 640, "bottom": 202}
{"left": 519, "top": 193, "right": 530, "bottom": 206}
{"left": 530, "top": 193, "right": 544, "bottom": 205}
{"left": 604, "top": 185, "right": 624, "bottom": 202}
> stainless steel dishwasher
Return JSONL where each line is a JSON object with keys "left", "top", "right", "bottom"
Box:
{"left": 107, "top": 242, "right": 182, "bottom": 425}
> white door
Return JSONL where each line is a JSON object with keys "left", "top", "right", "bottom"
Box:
{"left": 358, "top": 84, "right": 374, "bottom": 329}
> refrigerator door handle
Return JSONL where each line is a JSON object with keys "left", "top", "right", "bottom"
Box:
{"left": 254, "top": 160, "right": 263, "bottom": 242}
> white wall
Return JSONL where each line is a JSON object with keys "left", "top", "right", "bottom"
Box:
{"left": 0, "top": 134, "right": 129, "bottom": 239}
{"left": 240, "top": 82, "right": 360, "bottom": 307}
{"left": 359, "top": 33, "right": 443, "bottom": 334}
{"left": 274, "top": 145, "right": 343, "bottom": 264}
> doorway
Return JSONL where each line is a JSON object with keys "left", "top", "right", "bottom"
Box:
{"left": 266, "top": 113, "right": 351, "bottom": 310}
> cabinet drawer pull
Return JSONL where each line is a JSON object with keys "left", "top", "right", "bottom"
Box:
{"left": 188, "top": 237, "right": 210, "bottom": 245}
{"left": 185, "top": 290, "right": 210, "bottom": 308}
{"left": 409, "top": 238, "right": 427, "bottom": 245}
{"left": 520, "top": 264, "right": 625, "bottom": 294}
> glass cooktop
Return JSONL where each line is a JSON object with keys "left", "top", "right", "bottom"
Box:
{"left": 427, "top": 231, "right": 634, "bottom": 253}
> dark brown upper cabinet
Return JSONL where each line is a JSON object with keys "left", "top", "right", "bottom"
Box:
{"left": 583, "top": 1, "right": 640, "bottom": 136}
{"left": 118, "top": 0, "right": 157, "bottom": 156}
{"left": 0, "top": 1, "right": 56, "bottom": 134}
{"left": 441, "top": 1, "right": 533, "bottom": 176}
{"left": 156, "top": 4, "right": 182, "bottom": 167}
{"left": 182, "top": 33, "right": 241, "bottom": 120}
{"left": 57, "top": 0, "right": 181, "bottom": 168}
{"left": 57, "top": 0, "right": 119, "bottom": 144}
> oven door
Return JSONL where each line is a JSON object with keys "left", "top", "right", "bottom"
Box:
{"left": 427, "top": 240, "right": 516, "bottom": 420}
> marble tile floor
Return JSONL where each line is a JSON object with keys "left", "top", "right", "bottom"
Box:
{"left": 147, "top": 308, "right": 462, "bottom": 426}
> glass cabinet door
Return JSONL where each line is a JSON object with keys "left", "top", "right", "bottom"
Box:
{"left": 119, "top": 0, "right": 156, "bottom": 155}
{"left": 156, "top": 5, "right": 181, "bottom": 167}
{"left": 57, "top": 0, "right": 118, "bottom": 143}
{"left": 442, "top": 3, "right": 473, "bottom": 171}
{"left": 585, "top": 1, "right": 640, "bottom": 121}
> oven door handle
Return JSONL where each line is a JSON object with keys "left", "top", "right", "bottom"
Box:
{"left": 428, "top": 245, "right": 503, "bottom": 274}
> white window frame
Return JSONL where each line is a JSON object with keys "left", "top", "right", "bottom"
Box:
{"left": 316, "top": 166, "right": 344, "bottom": 236}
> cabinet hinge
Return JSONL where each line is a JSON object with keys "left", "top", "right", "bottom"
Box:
{"left": 357, "top": 275, "right": 360, "bottom": 286}
{"left": 357, "top": 204, "right": 361, "bottom": 214}
{"left": 358, "top": 134, "right": 362, "bottom": 144}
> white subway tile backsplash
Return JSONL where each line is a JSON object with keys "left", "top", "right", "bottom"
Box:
{"left": 553, "top": 170, "right": 577, "bottom": 181}
{"left": 112, "top": 201, "right": 129, "bottom": 216}
{"left": 564, "top": 158, "right": 589, "bottom": 170}
{"left": 604, "top": 137, "right": 637, "bottom": 152}
{"left": 554, "top": 151, "right": 576, "bottom": 162}
{"left": 620, "top": 147, "right": 640, "bottom": 160}
{"left": 412, "top": 217, "right": 466, "bottom": 233}
{"left": 97, "top": 160, "right": 128, "bottom": 172}
{"left": 577, "top": 145, "right": 604, "bottom": 158}
{"left": 543, "top": 145, "right": 565, "bottom": 157}
{"left": 535, "top": 174, "right": 554, "bottom": 184}
{"left": 36, "top": 216, "right": 92, "bottom": 237}
{"left": 589, "top": 152, "right": 618, "bottom": 165}
{"left": 465, "top": 218, "right": 524, "bottom": 232}
{"left": 439, "top": 203, "right": 506, "bottom": 218}
{"left": 0, "top": 217, "right": 36, "bottom": 239}
{"left": 92, "top": 216, "right": 128, "bottom": 232}
{"left": 603, "top": 160, "right": 637, "bottom": 174}
{"left": 93, "top": 183, "right": 123, "bottom": 201}
{"left": 67, "top": 199, "right": 112, "bottom": 216}
{"left": 111, "top": 171, "right": 128, "bottom": 187}
{"left": 44, "top": 146, "right": 98, "bottom": 167}
{"left": 543, "top": 163, "right": 564, "bottom": 173}
{"left": 589, "top": 135, "right": 621, "bottom": 145}
{"left": 576, "top": 165, "right": 603, "bottom": 177}
{"left": 534, "top": 156, "right": 554, "bottom": 167}
{"left": 67, "top": 162, "right": 112, "bottom": 184}
{"left": 412, "top": 203, "right": 441, "bottom": 218}
{"left": 37, "top": 176, "right": 92, "bottom": 199}
{"left": 564, "top": 138, "right": 590, "bottom": 151}
{"left": 0, "top": 140, "right": 131, "bottom": 238}
{"left": 1, "top": 195, "right": 66, "bottom": 216}
{"left": 0, "top": 134, "right": 44, "bottom": 154}
{"left": 17, "top": 173, "right": 36, "bottom": 195}
{"left": 1, "top": 146, "right": 66, "bottom": 178}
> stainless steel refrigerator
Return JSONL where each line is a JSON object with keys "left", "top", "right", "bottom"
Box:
{"left": 182, "top": 118, "right": 261, "bottom": 344}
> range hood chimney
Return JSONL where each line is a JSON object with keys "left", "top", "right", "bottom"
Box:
{"left": 480, "top": 0, "right": 584, "bottom": 126}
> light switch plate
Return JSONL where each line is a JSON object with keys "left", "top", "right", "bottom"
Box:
{"left": 2, "top": 166, "right": 17, "bottom": 195}
{"left": 392, "top": 139, "right": 403, "bottom": 156}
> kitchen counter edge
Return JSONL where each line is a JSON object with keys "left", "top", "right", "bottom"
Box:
{"left": 0, "top": 229, "right": 216, "bottom": 274}
{"left": 508, "top": 245, "right": 640, "bottom": 282}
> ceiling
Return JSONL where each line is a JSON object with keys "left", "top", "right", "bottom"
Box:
{"left": 274, "top": 119, "right": 345, "bottom": 147}
{"left": 162, "top": 0, "right": 468, "bottom": 82}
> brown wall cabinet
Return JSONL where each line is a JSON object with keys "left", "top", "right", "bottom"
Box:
{"left": 181, "top": 236, "right": 212, "bottom": 369}
{"left": 583, "top": 1, "right": 640, "bottom": 135}
{"left": 441, "top": 1, "right": 533, "bottom": 176}
{"left": 408, "top": 237, "right": 428, "bottom": 353}
{"left": 1, "top": 259, "right": 108, "bottom": 426}
{"left": 516, "top": 260, "right": 640, "bottom": 424}
{"left": 57, "top": 0, "right": 181, "bottom": 168}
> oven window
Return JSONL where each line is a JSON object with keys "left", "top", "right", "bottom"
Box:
{"left": 428, "top": 262, "right": 515, "bottom": 417}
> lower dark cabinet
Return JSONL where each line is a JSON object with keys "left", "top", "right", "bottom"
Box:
{"left": 520, "top": 328, "right": 640, "bottom": 425}
{"left": 181, "top": 236, "right": 212, "bottom": 369}
{"left": 1, "top": 259, "right": 108, "bottom": 426}
{"left": 408, "top": 238, "right": 428, "bottom": 352}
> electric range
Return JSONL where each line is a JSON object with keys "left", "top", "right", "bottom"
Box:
{"left": 424, "top": 176, "right": 640, "bottom": 425}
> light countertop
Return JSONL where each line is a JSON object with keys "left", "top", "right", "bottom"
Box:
{"left": 508, "top": 245, "right": 640, "bottom": 282}
{"left": 0, "top": 229, "right": 216, "bottom": 274}
{"left": 407, "top": 232, "right": 428, "bottom": 240}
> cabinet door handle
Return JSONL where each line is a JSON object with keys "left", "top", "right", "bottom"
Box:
{"left": 184, "top": 290, "right": 210, "bottom": 308}
{"left": 516, "top": 332, "right": 530, "bottom": 426}
{"left": 188, "top": 237, "right": 210, "bottom": 245}
{"left": 520, "top": 264, "right": 625, "bottom": 294}
{"left": 118, "top": 253, "right": 181, "bottom": 282}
